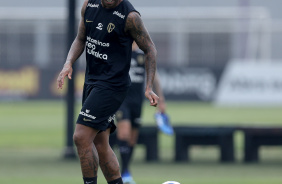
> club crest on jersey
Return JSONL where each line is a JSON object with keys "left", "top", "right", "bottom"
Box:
{"left": 107, "top": 23, "right": 115, "bottom": 33}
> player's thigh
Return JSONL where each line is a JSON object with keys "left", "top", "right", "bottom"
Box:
{"left": 116, "top": 102, "right": 132, "bottom": 140}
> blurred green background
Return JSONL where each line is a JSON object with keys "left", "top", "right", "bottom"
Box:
{"left": 1, "top": 101, "right": 282, "bottom": 184}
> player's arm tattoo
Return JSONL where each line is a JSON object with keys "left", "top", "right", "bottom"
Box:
{"left": 125, "top": 12, "right": 157, "bottom": 90}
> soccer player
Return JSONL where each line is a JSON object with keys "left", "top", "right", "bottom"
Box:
{"left": 56, "top": 0, "right": 159, "bottom": 184}
{"left": 115, "top": 42, "right": 166, "bottom": 184}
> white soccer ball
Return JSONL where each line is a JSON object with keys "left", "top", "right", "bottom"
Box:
{"left": 162, "top": 181, "right": 180, "bottom": 184}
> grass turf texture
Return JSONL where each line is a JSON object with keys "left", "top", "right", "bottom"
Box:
{"left": 0, "top": 100, "right": 282, "bottom": 184}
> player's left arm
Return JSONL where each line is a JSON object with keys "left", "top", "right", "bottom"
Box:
{"left": 57, "top": 0, "right": 88, "bottom": 89}
{"left": 153, "top": 72, "right": 166, "bottom": 113}
{"left": 125, "top": 11, "right": 159, "bottom": 107}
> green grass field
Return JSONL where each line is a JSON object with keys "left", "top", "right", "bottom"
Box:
{"left": 1, "top": 100, "right": 282, "bottom": 184}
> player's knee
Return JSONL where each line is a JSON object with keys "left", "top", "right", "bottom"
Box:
{"left": 95, "top": 141, "right": 109, "bottom": 155}
{"left": 94, "top": 142, "right": 103, "bottom": 152}
{"left": 73, "top": 132, "right": 87, "bottom": 147}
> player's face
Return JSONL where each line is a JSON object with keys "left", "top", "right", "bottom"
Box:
{"left": 101, "top": 0, "right": 122, "bottom": 8}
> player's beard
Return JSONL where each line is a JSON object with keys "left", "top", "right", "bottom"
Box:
{"left": 102, "top": 0, "right": 121, "bottom": 7}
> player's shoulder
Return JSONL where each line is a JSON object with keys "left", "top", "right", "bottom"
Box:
{"left": 81, "top": 0, "right": 90, "bottom": 14}
{"left": 82, "top": 0, "right": 90, "bottom": 7}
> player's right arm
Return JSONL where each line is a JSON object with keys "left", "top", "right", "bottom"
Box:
{"left": 57, "top": 0, "right": 88, "bottom": 89}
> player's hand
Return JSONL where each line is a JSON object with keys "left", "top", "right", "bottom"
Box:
{"left": 57, "top": 63, "right": 73, "bottom": 89}
{"left": 145, "top": 89, "right": 159, "bottom": 107}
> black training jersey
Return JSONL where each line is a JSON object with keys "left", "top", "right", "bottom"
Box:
{"left": 126, "top": 49, "right": 145, "bottom": 104}
{"left": 84, "top": 0, "right": 138, "bottom": 90}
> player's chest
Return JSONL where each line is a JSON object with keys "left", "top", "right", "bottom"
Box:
{"left": 85, "top": 9, "right": 124, "bottom": 40}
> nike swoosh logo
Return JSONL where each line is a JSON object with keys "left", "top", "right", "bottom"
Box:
{"left": 83, "top": 118, "right": 92, "bottom": 122}
{"left": 86, "top": 19, "right": 93, "bottom": 23}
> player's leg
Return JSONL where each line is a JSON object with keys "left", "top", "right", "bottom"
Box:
{"left": 125, "top": 126, "right": 139, "bottom": 173}
{"left": 94, "top": 128, "right": 123, "bottom": 184}
{"left": 116, "top": 119, "right": 132, "bottom": 175}
{"left": 75, "top": 85, "right": 126, "bottom": 184}
{"left": 127, "top": 105, "right": 143, "bottom": 162}
{"left": 126, "top": 123, "right": 140, "bottom": 170}
{"left": 117, "top": 109, "right": 141, "bottom": 184}
{"left": 129, "top": 127, "right": 139, "bottom": 146}
{"left": 73, "top": 124, "right": 100, "bottom": 184}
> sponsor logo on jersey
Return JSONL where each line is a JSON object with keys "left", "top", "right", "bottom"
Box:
{"left": 86, "top": 36, "right": 109, "bottom": 61}
{"left": 86, "top": 36, "right": 110, "bottom": 47}
{"left": 107, "top": 23, "right": 115, "bottom": 33}
{"left": 87, "top": 49, "right": 108, "bottom": 60}
{"left": 108, "top": 114, "right": 115, "bottom": 123}
{"left": 80, "top": 110, "right": 96, "bottom": 120}
{"left": 96, "top": 23, "right": 103, "bottom": 30}
{"left": 113, "top": 11, "right": 125, "bottom": 19}
{"left": 87, "top": 3, "right": 99, "bottom": 8}
{"left": 86, "top": 42, "right": 96, "bottom": 50}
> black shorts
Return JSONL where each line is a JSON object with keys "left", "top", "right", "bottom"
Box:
{"left": 115, "top": 99, "right": 143, "bottom": 128}
{"left": 76, "top": 84, "right": 128, "bottom": 133}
